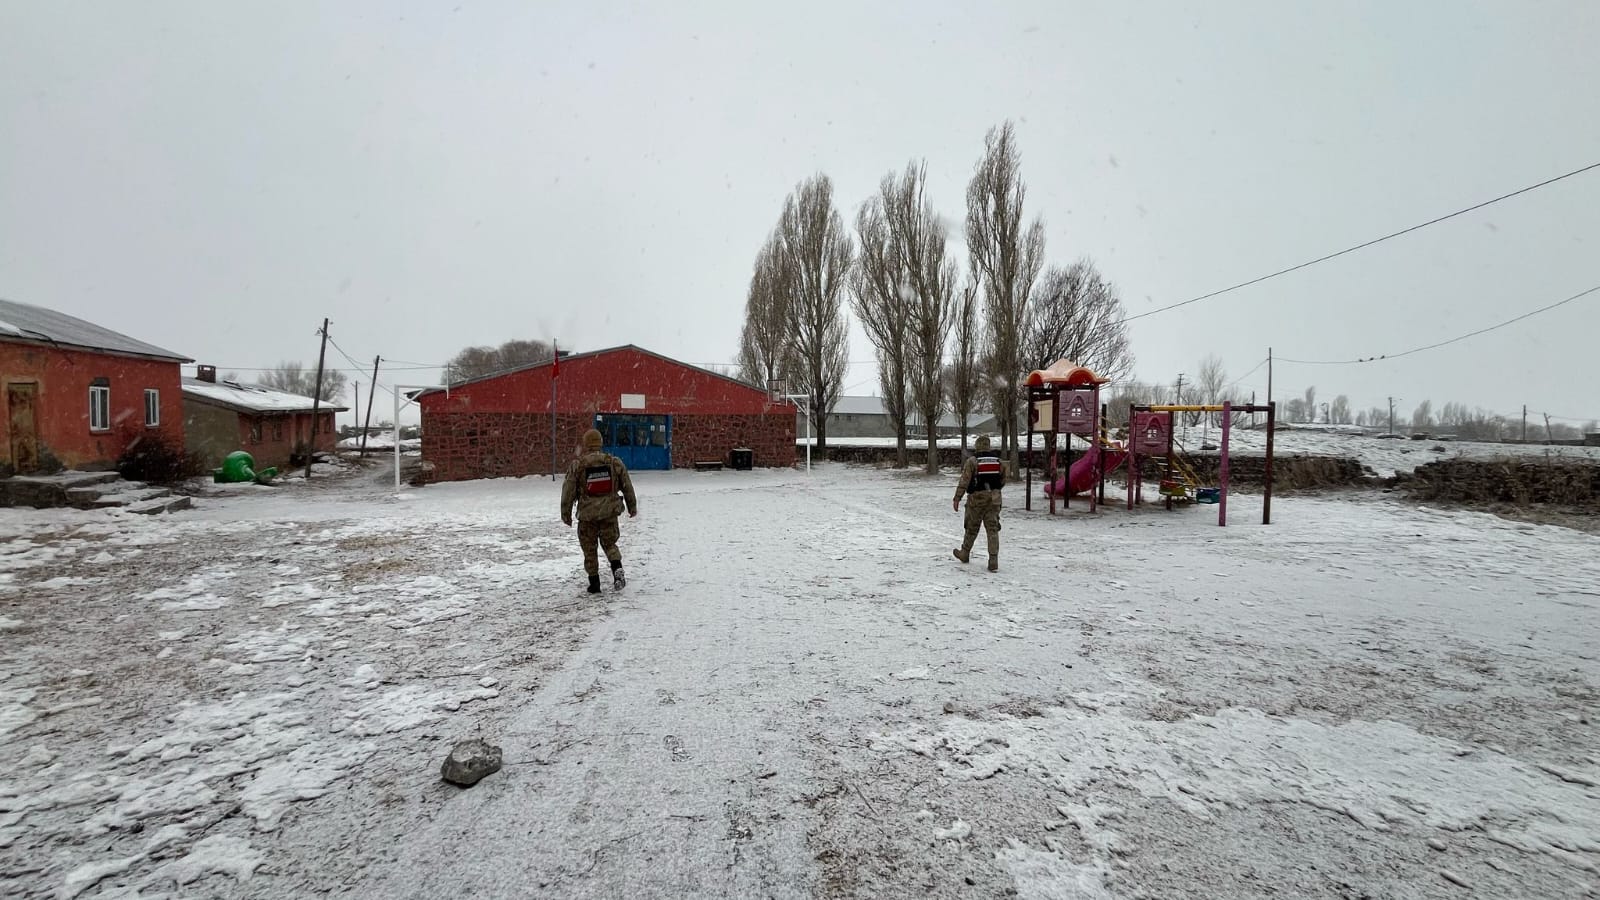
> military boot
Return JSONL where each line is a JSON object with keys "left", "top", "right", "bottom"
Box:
{"left": 987, "top": 556, "right": 999, "bottom": 573}
{"left": 587, "top": 574, "right": 602, "bottom": 594}
{"left": 611, "top": 559, "right": 626, "bottom": 590}
{"left": 952, "top": 548, "right": 970, "bottom": 564}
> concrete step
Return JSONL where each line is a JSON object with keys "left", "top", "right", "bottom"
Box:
{"left": 2, "top": 470, "right": 123, "bottom": 508}
{"left": 126, "top": 495, "right": 192, "bottom": 515}
{"left": 90, "top": 488, "right": 171, "bottom": 510}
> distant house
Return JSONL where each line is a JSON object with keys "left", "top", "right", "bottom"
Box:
{"left": 181, "top": 366, "right": 347, "bottom": 470}
{"left": 799, "top": 394, "right": 997, "bottom": 441}
{"left": 1, "top": 297, "right": 191, "bottom": 475}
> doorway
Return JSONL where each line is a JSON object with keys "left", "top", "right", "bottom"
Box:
{"left": 7, "top": 382, "right": 41, "bottom": 473}
{"left": 593, "top": 414, "right": 671, "bottom": 470}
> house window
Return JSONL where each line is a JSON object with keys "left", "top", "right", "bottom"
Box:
{"left": 144, "top": 389, "right": 160, "bottom": 427}
{"left": 272, "top": 419, "right": 284, "bottom": 441}
{"left": 89, "top": 381, "right": 110, "bottom": 432}
{"left": 249, "top": 420, "right": 263, "bottom": 444}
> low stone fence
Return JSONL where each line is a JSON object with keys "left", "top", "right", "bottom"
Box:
{"left": 802, "top": 444, "right": 1369, "bottom": 491}
{"left": 1397, "top": 458, "right": 1600, "bottom": 507}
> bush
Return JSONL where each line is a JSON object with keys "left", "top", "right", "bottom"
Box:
{"left": 117, "top": 434, "right": 203, "bottom": 485}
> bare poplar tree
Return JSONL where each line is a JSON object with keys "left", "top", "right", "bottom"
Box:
{"left": 1412, "top": 400, "right": 1434, "bottom": 430}
{"left": 262, "top": 361, "right": 349, "bottom": 402}
{"left": 737, "top": 237, "right": 795, "bottom": 390}
{"left": 850, "top": 179, "right": 913, "bottom": 466}
{"left": 1193, "top": 353, "right": 1227, "bottom": 426}
{"left": 883, "top": 161, "right": 957, "bottom": 474}
{"left": 966, "top": 122, "right": 1045, "bottom": 472}
{"left": 1330, "top": 395, "right": 1352, "bottom": 425}
{"left": 1023, "top": 258, "right": 1135, "bottom": 383}
{"left": 1303, "top": 386, "right": 1318, "bottom": 424}
{"left": 776, "top": 174, "right": 853, "bottom": 450}
{"left": 444, "top": 340, "right": 554, "bottom": 384}
{"left": 945, "top": 274, "right": 982, "bottom": 451}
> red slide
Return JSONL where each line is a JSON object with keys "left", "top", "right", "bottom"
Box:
{"left": 1046, "top": 443, "right": 1129, "bottom": 497}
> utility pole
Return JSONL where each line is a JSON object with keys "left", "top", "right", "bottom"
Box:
{"left": 1521, "top": 405, "right": 1528, "bottom": 443}
{"left": 306, "top": 318, "right": 330, "bottom": 479}
{"left": 1388, "top": 397, "right": 1395, "bottom": 436}
{"left": 1544, "top": 413, "right": 1553, "bottom": 442}
{"left": 1174, "top": 373, "right": 1187, "bottom": 442}
{"left": 1266, "top": 347, "right": 1273, "bottom": 406}
{"left": 550, "top": 340, "right": 559, "bottom": 481}
{"left": 359, "top": 356, "right": 380, "bottom": 457}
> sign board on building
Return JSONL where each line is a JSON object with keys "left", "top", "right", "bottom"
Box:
{"left": 1132, "top": 411, "right": 1171, "bottom": 455}
{"left": 620, "top": 393, "right": 646, "bottom": 410}
{"left": 1058, "top": 391, "right": 1095, "bottom": 435}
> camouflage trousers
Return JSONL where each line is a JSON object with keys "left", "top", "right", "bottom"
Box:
{"left": 961, "top": 491, "right": 1001, "bottom": 560}
{"left": 577, "top": 517, "right": 622, "bottom": 576}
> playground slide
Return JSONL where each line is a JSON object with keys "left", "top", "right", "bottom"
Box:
{"left": 1046, "top": 444, "right": 1129, "bottom": 497}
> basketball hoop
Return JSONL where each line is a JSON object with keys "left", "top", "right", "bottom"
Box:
{"left": 766, "top": 378, "right": 785, "bottom": 403}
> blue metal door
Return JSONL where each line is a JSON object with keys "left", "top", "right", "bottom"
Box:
{"left": 594, "top": 414, "right": 671, "bottom": 470}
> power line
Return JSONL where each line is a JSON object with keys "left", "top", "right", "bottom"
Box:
{"left": 1278, "top": 282, "right": 1600, "bottom": 366}
{"left": 1223, "top": 357, "right": 1269, "bottom": 392}
{"left": 1124, "top": 158, "right": 1600, "bottom": 324}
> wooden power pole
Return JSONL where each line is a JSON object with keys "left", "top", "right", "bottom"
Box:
{"left": 359, "top": 356, "right": 380, "bottom": 457}
{"left": 306, "top": 319, "right": 330, "bottom": 479}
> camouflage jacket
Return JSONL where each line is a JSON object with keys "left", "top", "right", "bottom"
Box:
{"left": 561, "top": 451, "right": 637, "bottom": 523}
{"left": 953, "top": 452, "right": 1005, "bottom": 502}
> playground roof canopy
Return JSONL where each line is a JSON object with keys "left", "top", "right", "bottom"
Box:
{"left": 1024, "top": 360, "right": 1109, "bottom": 388}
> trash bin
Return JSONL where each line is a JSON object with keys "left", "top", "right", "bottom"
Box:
{"left": 730, "top": 448, "right": 754, "bottom": 471}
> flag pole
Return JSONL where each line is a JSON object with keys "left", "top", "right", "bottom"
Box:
{"left": 550, "top": 339, "right": 558, "bottom": 481}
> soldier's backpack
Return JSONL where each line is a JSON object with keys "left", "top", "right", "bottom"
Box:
{"left": 583, "top": 463, "right": 615, "bottom": 497}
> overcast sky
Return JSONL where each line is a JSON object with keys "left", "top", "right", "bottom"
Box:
{"left": 3, "top": 1, "right": 1598, "bottom": 427}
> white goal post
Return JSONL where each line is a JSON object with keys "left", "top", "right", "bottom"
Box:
{"left": 785, "top": 392, "right": 812, "bottom": 473}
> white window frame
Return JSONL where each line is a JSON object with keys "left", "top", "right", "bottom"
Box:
{"left": 144, "top": 389, "right": 160, "bottom": 427}
{"left": 89, "top": 384, "right": 110, "bottom": 432}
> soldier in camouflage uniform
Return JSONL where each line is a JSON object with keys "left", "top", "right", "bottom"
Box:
{"left": 561, "top": 428, "right": 638, "bottom": 593}
{"left": 952, "top": 435, "right": 1002, "bottom": 572}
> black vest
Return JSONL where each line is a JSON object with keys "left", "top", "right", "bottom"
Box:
{"left": 969, "top": 453, "right": 1004, "bottom": 492}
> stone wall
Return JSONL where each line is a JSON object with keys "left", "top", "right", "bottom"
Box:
{"left": 422, "top": 412, "right": 593, "bottom": 482}
{"left": 673, "top": 414, "right": 794, "bottom": 469}
{"left": 424, "top": 412, "right": 794, "bottom": 482}
{"left": 1399, "top": 458, "right": 1600, "bottom": 507}
{"left": 1137, "top": 454, "right": 1370, "bottom": 490}
{"left": 806, "top": 445, "right": 1368, "bottom": 491}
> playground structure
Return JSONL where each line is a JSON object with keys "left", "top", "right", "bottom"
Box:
{"left": 1127, "top": 402, "right": 1277, "bottom": 526}
{"left": 1023, "top": 361, "right": 1120, "bottom": 515}
{"left": 1022, "top": 359, "right": 1278, "bottom": 526}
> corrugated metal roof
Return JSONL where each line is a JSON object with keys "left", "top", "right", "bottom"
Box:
{"left": 182, "top": 377, "right": 349, "bottom": 414}
{"left": 0, "top": 297, "right": 190, "bottom": 362}
{"left": 831, "top": 395, "right": 889, "bottom": 416}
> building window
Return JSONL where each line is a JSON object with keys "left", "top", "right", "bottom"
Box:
{"left": 144, "top": 389, "right": 160, "bottom": 427}
{"left": 89, "top": 382, "right": 110, "bottom": 432}
{"left": 249, "top": 420, "right": 263, "bottom": 444}
{"left": 272, "top": 419, "right": 284, "bottom": 441}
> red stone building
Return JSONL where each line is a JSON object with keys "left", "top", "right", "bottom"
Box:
{"left": 416, "top": 345, "right": 796, "bottom": 482}
{"left": 181, "top": 366, "right": 346, "bottom": 470}
{"left": 1, "top": 298, "right": 190, "bottom": 474}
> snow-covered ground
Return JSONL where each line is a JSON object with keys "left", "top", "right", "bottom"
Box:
{"left": 1201, "top": 423, "right": 1600, "bottom": 479}
{"left": 335, "top": 434, "right": 421, "bottom": 453}
{"left": 1, "top": 465, "right": 1596, "bottom": 898}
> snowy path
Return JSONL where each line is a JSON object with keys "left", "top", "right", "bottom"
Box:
{"left": 2, "top": 465, "right": 1597, "bottom": 898}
